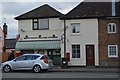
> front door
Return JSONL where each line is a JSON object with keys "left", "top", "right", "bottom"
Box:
{"left": 86, "top": 45, "right": 95, "bottom": 66}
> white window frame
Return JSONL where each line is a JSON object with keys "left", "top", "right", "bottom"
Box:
{"left": 71, "top": 23, "right": 80, "bottom": 34}
{"left": 108, "top": 23, "right": 116, "bottom": 33}
{"left": 108, "top": 45, "right": 118, "bottom": 58}
{"left": 71, "top": 44, "right": 81, "bottom": 58}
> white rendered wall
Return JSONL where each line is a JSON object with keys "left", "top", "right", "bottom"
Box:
{"left": 18, "top": 18, "right": 62, "bottom": 40}
{"left": 63, "top": 19, "right": 99, "bottom": 66}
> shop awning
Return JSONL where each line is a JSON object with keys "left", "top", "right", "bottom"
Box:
{"left": 15, "top": 40, "right": 61, "bottom": 50}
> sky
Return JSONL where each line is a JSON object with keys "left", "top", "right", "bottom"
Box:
{"left": 0, "top": 1, "right": 83, "bottom": 39}
{"left": 0, "top": 0, "right": 119, "bottom": 39}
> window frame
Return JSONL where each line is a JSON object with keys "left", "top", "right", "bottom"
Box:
{"left": 108, "top": 45, "right": 118, "bottom": 58}
{"left": 71, "top": 23, "right": 80, "bottom": 34}
{"left": 108, "top": 23, "right": 116, "bottom": 33}
{"left": 32, "top": 19, "right": 49, "bottom": 30}
{"left": 33, "top": 19, "right": 39, "bottom": 30}
{"left": 71, "top": 44, "right": 81, "bottom": 58}
{"left": 15, "top": 55, "right": 26, "bottom": 61}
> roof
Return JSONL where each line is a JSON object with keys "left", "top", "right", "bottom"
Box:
{"left": 61, "top": 2, "right": 120, "bottom": 19}
{"left": 15, "top": 4, "right": 63, "bottom": 20}
{"left": 5, "top": 39, "right": 17, "bottom": 49}
{"left": 117, "top": 1, "right": 120, "bottom": 17}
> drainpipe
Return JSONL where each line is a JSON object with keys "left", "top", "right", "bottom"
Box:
{"left": 64, "top": 19, "right": 66, "bottom": 59}
{"left": 61, "top": 16, "right": 68, "bottom": 68}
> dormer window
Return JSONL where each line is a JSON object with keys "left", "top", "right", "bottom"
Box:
{"left": 108, "top": 23, "right": 116, "bottom": 33}
{"left": 33, "top": 19, "right": 49, "bottom": 30}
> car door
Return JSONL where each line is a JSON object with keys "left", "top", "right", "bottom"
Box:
{"left": 11, "top": 55, "right": 26, "bottom": 69}
{"left": 22, "top": 55, "right": 34, "bottom": 68}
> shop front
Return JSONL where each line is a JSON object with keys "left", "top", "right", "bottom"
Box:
{"left": 15, "top": 39, "right": 61, "bottom": 65}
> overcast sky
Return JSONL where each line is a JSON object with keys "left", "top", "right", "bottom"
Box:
{"left": 1, "top": 0, "right": 119, "bottom": 39}
{"left": 0, "top": 1, "right": 84, "bottom": 39}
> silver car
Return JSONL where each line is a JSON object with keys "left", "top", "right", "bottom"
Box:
{"left": 2, "top": 54, "right": 54, "bottom": 73}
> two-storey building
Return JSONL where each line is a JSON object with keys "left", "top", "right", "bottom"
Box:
{"left": 15, "top": 4, "right": 63, "bottom": 65}
{"left": 61, "top": 1, "right": 120, "bottom": 67}
{"left": 15, "top": 1, "right": 120, "bottom": 67}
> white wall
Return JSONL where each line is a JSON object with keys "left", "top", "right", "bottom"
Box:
{"left": 18, "top": 18, "right": 62, "bottom": 40}
{"left": 63, "top": 19, "right": 99, "bottom": 66}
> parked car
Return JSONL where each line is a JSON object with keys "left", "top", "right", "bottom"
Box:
{"left": 2, "top": 54, "right": 54, "bottom": 73}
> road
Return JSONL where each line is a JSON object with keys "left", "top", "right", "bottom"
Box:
{"left": 2, "top": 71, "right": 120, "bottom": 78}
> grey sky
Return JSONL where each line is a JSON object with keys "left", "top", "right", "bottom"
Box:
{"left": 1, "top": 0, "right": 119, "bottom": 39}
{"left": 0, "top": 2, "right": 81, "bottom": 39}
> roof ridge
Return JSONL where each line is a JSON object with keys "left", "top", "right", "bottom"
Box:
{"left": 15, "top": 4, "right": 63, "bottom": 20}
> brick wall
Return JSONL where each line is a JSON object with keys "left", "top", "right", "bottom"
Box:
{"left": 98, "top": 18, "right": 120, "bottom": 67}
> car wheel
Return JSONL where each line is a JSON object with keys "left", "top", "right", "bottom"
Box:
{"left": 33, "top": 65, "right": 41, "bottom": 73}
{"left": 3, "top": 65, "right": 11, "bottom": 73}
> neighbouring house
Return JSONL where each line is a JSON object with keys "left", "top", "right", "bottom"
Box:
{"left": 2, "top": 38, "right": 17, "bottom": 62}
{"left": 14, "top": 4, "right": 63, "bottom": 65}
{"left": 15, "top": 1, "right": 120, "bottom": 67}
{"left": 5, "top": 38, "right": 17, "bottom": 52}
{"left": 60, "top": 1, "right": 120, "bottom": 67}
{"left": 0, "top": 27, "right": 4, "bottom": 54}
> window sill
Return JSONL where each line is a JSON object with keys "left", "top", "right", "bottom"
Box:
{"left": 33, "top": 28, "right": 49, "bottom": 30}
{"left": 108, "top": 56, "right": 118, "bottom": 58}
{"left": 108, "top": 32, "right": 117, "bottom": 34}
{"left": 70, "top": 33, "right": 81, "bottom": 36}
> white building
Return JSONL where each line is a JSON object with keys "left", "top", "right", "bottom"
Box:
{"left": 15, "top": 4, "right": 63, "bottom": 65}
{"left": 15, "top": 2, "right": 120, "bottom": 67}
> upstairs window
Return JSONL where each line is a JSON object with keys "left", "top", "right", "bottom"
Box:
{"left": 108, "top": 45, "right": 118, "bottom": 58}
{"left": 108, "top": 23, "right": 116, "bottom": 33}
{"left": 71, "top": 23, "right": 80, "bottom": 34}
{"left": 39, "top": 19, "right": 49, "bottom": 29}
{"left": 33, "top": 19, "right": 49, "bottom": 30}
{"left": 33, "top": 19, "right": 38, "bottom": 30}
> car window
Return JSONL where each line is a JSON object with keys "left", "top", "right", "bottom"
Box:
{"left": 40, "top": 55, "right": 50, "bottom": 60}
{"left": 25, "top": 55, "right": 33, "bottom": 60}
{"left": 40, "top": 56, "right": 45, "bottom": 60}
{"left": 15, "top": 56, "right": 26, "bottom": 61}
{"left": 33, "top": 55, "right": 40, "bottom": 60}
{"left": 44, "top": 55, "right": 50, "bottom": 59}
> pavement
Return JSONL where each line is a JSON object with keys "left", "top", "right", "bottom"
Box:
{"left": 49, "top": 66, "right": 120, "bottom": 73}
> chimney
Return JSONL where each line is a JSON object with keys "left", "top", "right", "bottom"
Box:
{"left": 3, "top": 23, "right": 8, "bottom": 52}
{"left": 112, "top": 0, "right": 116, "bottom": 16}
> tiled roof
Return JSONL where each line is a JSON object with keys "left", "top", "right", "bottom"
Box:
{"left": 5, "top": 39, "right": 17, "bottom": 49}
{"left": 61, "top": 2, "right": 120, "bottom": 19}
{"left": 15, "top": 4, "right": 63, "bottom": 20}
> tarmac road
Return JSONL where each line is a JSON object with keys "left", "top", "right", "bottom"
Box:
{"left": 2, "top": 71, "right": 120, "bottom": 78}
